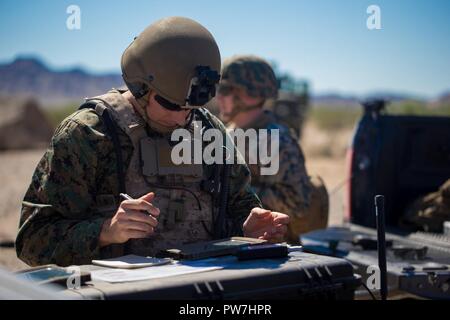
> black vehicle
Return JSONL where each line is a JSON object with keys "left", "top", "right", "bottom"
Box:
{"left": 346, "top": 99, "right": 450, "bottom": 231}
{"left": 302, "top": 100, "right": 450, "bottom": 299}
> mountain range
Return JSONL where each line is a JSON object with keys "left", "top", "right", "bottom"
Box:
{"left": 0, "top": 57, "right": 124, "bottom": 106}
{"left": 0, "top": 56, "right": 448, "bottom": 108}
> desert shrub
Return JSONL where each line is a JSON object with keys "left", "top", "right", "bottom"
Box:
{"left": 45, "top": 103, "right": 78, "bottom": 128}
{"left": 309, "top": 106, "right": 361, "bottom": 131}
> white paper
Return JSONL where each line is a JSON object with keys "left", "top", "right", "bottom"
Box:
{"left": 90, "top": 262, "right": 222, "bottom": 283}
{"left": 91, "top": 254, "right": 172, "bottom": 269}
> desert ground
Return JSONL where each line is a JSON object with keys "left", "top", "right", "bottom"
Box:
{"left": 0, "top": 121, "right": 353, "bottom": 272}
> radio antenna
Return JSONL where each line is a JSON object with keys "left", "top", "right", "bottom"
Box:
{"left": 375, "top": 195, "right": 388, "bottom": 300}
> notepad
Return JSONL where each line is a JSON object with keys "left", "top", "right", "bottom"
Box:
{"left": 92, "top": 254, "right": 172, "bottom": 269}
{"left": 90, "top": 262, "right": 222, "bottom": 283}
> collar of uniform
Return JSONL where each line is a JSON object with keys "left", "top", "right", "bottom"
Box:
{"left": 103, "top": 89, "right": 147, "bottom": 135}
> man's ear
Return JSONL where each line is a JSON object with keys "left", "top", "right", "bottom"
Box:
{"left": 130, "top": 89, "right": 152, "bottom": 120}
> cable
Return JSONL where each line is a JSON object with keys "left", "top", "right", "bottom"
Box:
{"left": 360, "top": 282, "right": 377, "bottom": 300}
{"left": 0, "top": 240, "right": 15, "bottom": 248}
{"left": 328, "top": 174, "right": 355, "bottom": 197}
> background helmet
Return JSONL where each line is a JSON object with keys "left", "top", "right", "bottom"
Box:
{"left": 121, "top": 16, "right": 221, "bottom": 109}
{"left": 220, "top": 55, "right": 278, "bottom": 99}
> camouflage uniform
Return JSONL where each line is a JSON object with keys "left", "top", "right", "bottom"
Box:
{"left": 227, "top": 110, "right": 328, "bottom": 243}
{"left": 402, "top": 179, "right": 450, "bottom": 233}
{"left": 16, "top": 89, "right": 261, "bottom": 267}
{"left": 220, "top": 56, "right": 329, "bottom": 243}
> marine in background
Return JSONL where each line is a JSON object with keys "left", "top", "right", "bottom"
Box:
{"left": 402, "top": 178, "right": 450, "bottom": 233}
{"left": 216, "top": 55, "right": 329, "bottom": 243}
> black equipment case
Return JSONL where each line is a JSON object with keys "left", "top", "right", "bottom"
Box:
{"left": 62, "top": 252, "right": 360, "bottom": 300}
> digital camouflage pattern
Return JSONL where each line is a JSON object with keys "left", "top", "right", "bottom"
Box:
{"left": 221, "top": 55, "right": 278, "bottom": 99}
{"left": 227, "top": 110, "right": 329, "bottom": 243}
{"left": 264, "top": 90, "right": 310, "bottom": 139}
{"left": 86, "top": 90, "right": 213, "bottom": 257}
{"left": 403, "top": 179, "right": 450, "bottom": 233}
{"left": 288, "top": 175, "right": 329, "bottom": 240}
{"left": 15, "top": 90, "right": 261, "bottom": 267}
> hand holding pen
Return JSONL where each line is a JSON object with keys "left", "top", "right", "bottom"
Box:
{"left": 119, "top": 193, "right": 160, "bottom": 217}
{"left": 98, "top": 192, "right": 160, "bottom": 247}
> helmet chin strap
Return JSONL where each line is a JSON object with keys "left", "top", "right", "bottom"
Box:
{"left": 133, "top": 93, "right": 150, "bottom": 121}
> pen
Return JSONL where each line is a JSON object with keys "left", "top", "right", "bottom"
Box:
{"left": 119, "top": 193, "right": 134, "bottom": 201}
{"left": 119, "top": 193, "right": 157, "bottom": 218}
{"left": 287, "top": 245, "right": 303, "bottom": 253}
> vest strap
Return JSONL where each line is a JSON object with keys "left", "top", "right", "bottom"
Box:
{"left": 79, "top": 101, "right": 126, "bottom": 194}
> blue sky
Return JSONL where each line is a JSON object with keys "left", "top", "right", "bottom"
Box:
{"left": 0, "top": 0, "right": 449, "bottom": 98}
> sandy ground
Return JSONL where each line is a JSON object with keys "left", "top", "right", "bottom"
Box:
{"left": 0, "top": 148, "right": 46, "bottom": 271}
{"left": 0, "top": 122, "right": 353, "bottom": 272}
{"left": 301, "top": 122, "right": 353, "bottom": 226}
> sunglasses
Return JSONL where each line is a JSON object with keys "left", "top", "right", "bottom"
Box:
{"left": 155, "top": 94, "right": 191, "bottom": 112}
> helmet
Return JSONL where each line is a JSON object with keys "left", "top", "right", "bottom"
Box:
{"left": 121, "top": 17, "right": 221, "bottom": 109}
{"left": 220, "top": 55, "right": 278, "bottom": 99}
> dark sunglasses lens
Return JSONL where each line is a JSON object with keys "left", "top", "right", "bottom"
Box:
{"left": 164, "top": 104, "right": 184, "bottom": 112}
{"left": 155, "top": 94, "right": 185, "bottom": 111}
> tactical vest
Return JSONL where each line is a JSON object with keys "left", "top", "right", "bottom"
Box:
{"left": 84, "top": 89, "right": 215, "bottom": 257}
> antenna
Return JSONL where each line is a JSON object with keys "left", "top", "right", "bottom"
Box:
{"left": 375, "top": 195, "right": 388, "bottom": 300}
